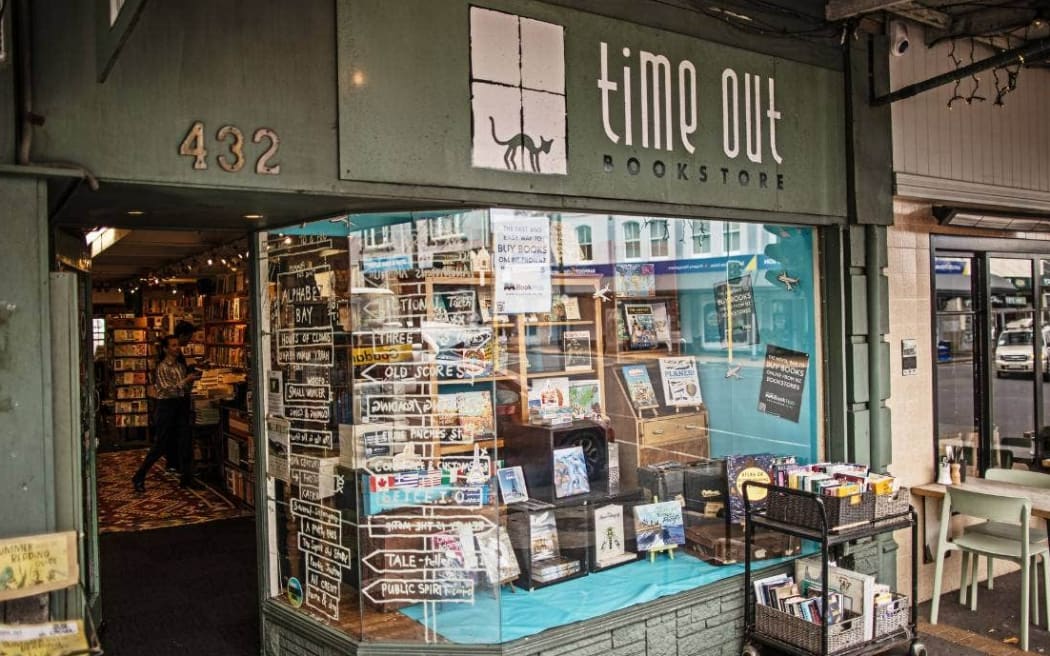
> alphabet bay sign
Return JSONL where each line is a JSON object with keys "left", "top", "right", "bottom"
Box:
{"left": 338, "top": 0, "right": 845, "bottom": 217}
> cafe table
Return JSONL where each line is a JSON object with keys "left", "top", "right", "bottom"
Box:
{"left": 911, "top": 479, "right": 1050, "bottom": 562}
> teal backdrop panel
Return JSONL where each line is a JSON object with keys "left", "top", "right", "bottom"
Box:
{"left": 338, "top": 0, "right": 847, "bottom": 218}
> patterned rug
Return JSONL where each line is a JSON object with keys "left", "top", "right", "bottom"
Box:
{"left": 97, "top": 449, "right": 252, "bottom": 533}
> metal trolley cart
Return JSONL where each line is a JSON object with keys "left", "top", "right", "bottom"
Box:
{"left": 741, "top": 482, "right": 924, "bottom": 656}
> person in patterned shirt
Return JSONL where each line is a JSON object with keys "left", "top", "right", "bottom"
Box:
{"left": 132, "top": 335, "right": 201, "bottom": 492}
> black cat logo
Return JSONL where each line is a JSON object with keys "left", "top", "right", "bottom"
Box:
{"left": 489, "top": 116, "right": 553, "bottom": 173}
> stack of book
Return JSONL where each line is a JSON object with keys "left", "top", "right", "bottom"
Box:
{"left": 531, "top": 555, "right": 582, "bottom": 583}
{"left": 778, "top": 463, "right": 899, "bottom": 499}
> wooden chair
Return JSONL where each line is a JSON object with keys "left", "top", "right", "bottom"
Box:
{"left": 0, "top": 531, "right": 103, "bottom": 656}
{"left": 930, "top": 487, "right": 1050, "bottom": 652}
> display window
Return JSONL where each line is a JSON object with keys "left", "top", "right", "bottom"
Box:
{"left": 258, "top": 209, "right": 820, "bottom": 645}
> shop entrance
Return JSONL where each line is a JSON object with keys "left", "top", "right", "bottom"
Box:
{"left": 933, "top": 240, "right": 1050, "bottom": 477}
{"left": 69, "top": 225, "right": 260, "bottom": 654}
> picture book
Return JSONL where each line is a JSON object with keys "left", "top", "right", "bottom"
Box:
{"left": 552, "top": 446, "right": 591, "bottom": 498}
{"left": 632, "top": 500, "right": 686, "bottom": 551}
{"left": 724, "top": 454, "right": 776, "bottom": 524}
{"left": 563, "top": 296, "right": 582, "bottom": 321}
{"left": 534, "top": 377, "right": 572, "bottom": 425}
{"left": 659, "top": 356, "right": 703, "bottom": 407}
{"left": 497, "top": 466, "right": 529, "bottom": 504}
{"left": 568, "top": 379, "right": 602, "bottom": 420}
{"left": 624, "top": 303, "right": 656, "bottom": 349}
{"left": 594, "top": 504, "right": 636, "bottom": 567}
{"left": 615, "top": 263, "right": 656, "bottom": 297}
{"left": 457, "top": 391, "right": 494, "bottom": 441}
{"left": 529, "top": 511, "right": 561, "bottom": 561}
{"left": 651, "top": 301, "right": 672, "bottom": 344}
{"left": 549, "top": 295, "right": 567, "bottom": 321}
{"left": 563, "top": 330, "right": 592, "bottom": 371}
{"left": 477, "top": 526, "right": 521, "bottom": 585}
{"left": 621, "top": 364, "right": 658, "bottom": 410}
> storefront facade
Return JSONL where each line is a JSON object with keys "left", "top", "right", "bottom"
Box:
{"left": 0, "top": 1, "right": 895, "bottom": 654}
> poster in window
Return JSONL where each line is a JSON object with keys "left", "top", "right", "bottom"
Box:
{"left": 492, "top": 213, "right": 552, "bottom": 314}
{"left": 757, "top": 344, "right": 810, "bottom": 423}
{"left": 713, "top": 274, "right": 759, "bottom": 346}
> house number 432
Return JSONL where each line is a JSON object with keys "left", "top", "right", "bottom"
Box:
{"left": 178, "top": 121, "right": 281, "bottom": 175}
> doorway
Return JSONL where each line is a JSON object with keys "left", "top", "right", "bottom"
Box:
{"left": 73, "top": 226, "right": 260, "bottom": 655}
{"left": 933, "top": 239, "right": 1050, "bottom": 477}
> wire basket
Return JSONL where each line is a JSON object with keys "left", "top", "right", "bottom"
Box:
{"left": 874, "top": 487, "right": 910, "bottom": 519}
{"left": 756, "top": 604, "right": 865, "bottom": 654}
{"left": 874, "top": 593, "right": 910, "bottom": 637}
{"left": 765, "top": 488, "right": 875, "bottom": 532}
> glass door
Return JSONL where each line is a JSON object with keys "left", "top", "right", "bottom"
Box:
{"left": 989, "top": 257, "right": 1036, "bottom": 470}
{"left": 933, "top": 256, "right": 979, "bottom": 473}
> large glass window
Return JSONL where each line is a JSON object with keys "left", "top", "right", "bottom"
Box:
{"left": 259, "top": 212, "right": 820, "bottom": 646}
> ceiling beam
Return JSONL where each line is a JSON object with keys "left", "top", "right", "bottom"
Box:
{"left": 826, "top": 0, "right": 911, "bottom": 21}
{"left": 872, "top": 36, "right": 1050, "bottom": 105}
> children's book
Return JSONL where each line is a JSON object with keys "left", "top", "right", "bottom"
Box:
{"left": 615, "top": 263, "right": 656, "bottom": 297}
{"left": 623, "top": 303, "right": 656, "bottom": 349}
{"left": 594, "top": 504, "right": 636, "bottom": 567}
{"left": 568, "top": 379, "right": 601, "bottom": 420}
{"left": 552, "top": 446, "right": 591, "bottom": 498}
{"left": 621, "top": 364, "right": 658, "bottom": 410}
{"left": 529, "top": 511, "right": 561, "bottom": 561}
{"left": 497, "top": 466, "right": 529, "bottom": 504}
{"left": 651, "top": 301, "right": 671, "bottom": 344}
{"left": 724, "top": 454, "right": 775, "bottom": 524}
{"left": 563, "top": 330, "right": 592, "bottom": 371}
{"left": 632, "top": 500, "right": 686, "bottom": 551}
{"left": 534, "top": 377, "right": 572, "bottom": 425}
{"left": 659, "top": 356, "right": 703, "bottom": 407}
{"left": 563, "top": 296, "right": 582, "bottom": 321}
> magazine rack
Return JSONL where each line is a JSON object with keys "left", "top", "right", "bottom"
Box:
{"left": 740, "top": 482, "right": 924, "bottom": 656}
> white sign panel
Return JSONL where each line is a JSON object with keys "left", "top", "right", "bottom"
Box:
{"left": 492, "top": 212, "right": 552, "bottom": 314}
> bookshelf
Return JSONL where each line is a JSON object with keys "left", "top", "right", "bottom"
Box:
{"left": 108, "top": 317, "right": 152, "bottom": 433}
{"left": 204, "top": 272, "right": 249, "bottom": 369}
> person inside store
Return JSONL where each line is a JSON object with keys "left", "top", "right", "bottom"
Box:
{"left": 162, "top": 320, "right": 198, "bottom": 472}
{"left": 132, "top": 333, "right": 202, "bottom": 492}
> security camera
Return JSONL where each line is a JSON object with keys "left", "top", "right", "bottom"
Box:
{"left": 890, "top": 20, "right": 910, "bottom": 57}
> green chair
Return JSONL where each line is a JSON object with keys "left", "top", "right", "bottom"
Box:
{"left": 967, "top": 468, "right": 1050, "bottom": 605}
{"left": 930, "top": 486, "right": 1050, "bottom": 652}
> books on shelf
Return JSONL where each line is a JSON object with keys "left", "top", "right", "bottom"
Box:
{"left": 754, "top": 572, "right": 848, "bottom": 625}
{"left": 562, "top": 330, "right": 592, "bottom": 371}
{"left": 658, "top": 356, "right": 703, "bottom": 407}
{"left": 552, "top": 446, "right": 591, "bottom": 498}
{"left": 497, "top": 466, "right": 529, "bottom": 504}
{"left": 563, "top": 296, "right": 581, "bottom": 321}
{"left": 621, "top": 364, "right": 658, "bottom": 410}
{"left": 633, "top": 500, "right": 685, "bottom": 551}
{"left": 594, "top": 503, "right": 636, "bottom": 568}
{"left": 623, "top": 303, "right": 656, "bottom": 349}
{"left": 651, "top": 301, "right": 671, "bottom": 344}
{"left": 568, "top": 379, "right": 601, "bottom": 420}
{"left": 530, "top": 555, "right": 581, "bottom": 582}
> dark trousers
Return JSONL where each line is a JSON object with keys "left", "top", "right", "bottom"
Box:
{"left": 134, "top": 397, "right": 192, "bottom": 484}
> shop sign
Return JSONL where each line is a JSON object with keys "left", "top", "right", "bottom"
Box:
{"left": 338, "top": 0, "right": 846, "bottom": 216}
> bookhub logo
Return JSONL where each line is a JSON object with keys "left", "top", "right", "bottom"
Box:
{"left": 469, "top": 7, "right": 567, "bottom": 176}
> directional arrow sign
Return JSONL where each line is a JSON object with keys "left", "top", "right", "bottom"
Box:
{"left": 361, "top": 578, "right": 474, "bottom": 605}
{"left": 359, "top": 361, "right": 435, "bottom": 382}
{"left": 361, "top": 549, "right": 485, "bottom": 575}
{"left": 367, "top": 513, "right": 497, "bottom": 538}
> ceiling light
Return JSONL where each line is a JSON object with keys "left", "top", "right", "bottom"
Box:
{"left": 171, "top": 288, "right": 177, "bottom": 295}
{"left": 127, "top": 210, "right": 145, "bottom": 216}
{"left": 243, "top": 213, "right": 263, "bottom": 220}
{"left": 221, "top": 258, "right": 228, "bottom": 265}
{"left": 207, "top": 258, "right": 214, "bottom": 266}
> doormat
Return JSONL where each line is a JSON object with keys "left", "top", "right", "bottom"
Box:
{"left": 97, "top": 449, "right": 251, "bottom": 533}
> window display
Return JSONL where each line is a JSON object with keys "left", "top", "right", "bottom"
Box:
{"left": 259, "top": 209, "right": 820, "bottom": 645}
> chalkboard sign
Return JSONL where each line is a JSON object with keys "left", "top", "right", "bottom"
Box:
{"left": 757, "top": 344, "right": 809, "bottom": 423}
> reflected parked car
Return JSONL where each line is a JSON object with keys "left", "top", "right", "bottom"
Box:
{"left": 994, "top": 326, "right": 1050, "bottom": 379}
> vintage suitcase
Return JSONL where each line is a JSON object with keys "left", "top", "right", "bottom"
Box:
{"left": 637, "top": 460, "right": 686, "bottom": 501}
{"left": 682, "top": 458, "right": 726, "bottom": 516}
